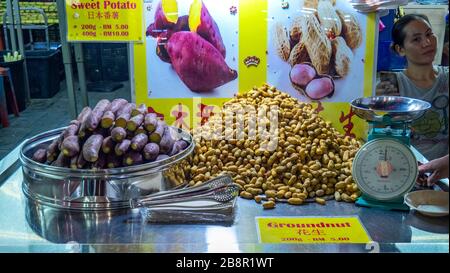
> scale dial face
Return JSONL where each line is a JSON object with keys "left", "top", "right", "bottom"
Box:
{"left": 352, "top": 139, "right": 418, "bottom": 201}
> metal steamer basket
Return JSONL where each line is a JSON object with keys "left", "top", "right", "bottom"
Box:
{"left": 20, "top": 127, "right": 194, "bottom": 211}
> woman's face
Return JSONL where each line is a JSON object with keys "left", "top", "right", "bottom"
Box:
{"left": 396, "top": 19, "right": 437, "bottom": 65}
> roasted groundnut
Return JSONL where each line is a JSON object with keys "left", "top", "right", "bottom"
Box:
{"left": 188, "top": 83, "right": 362, "bottom": 208}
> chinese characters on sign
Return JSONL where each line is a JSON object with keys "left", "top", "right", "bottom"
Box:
{"left": 65, "top": 0, "right": 143, "bottom": 42}
{"left": 257, "top": 217, "right": 371, "bottom": 244}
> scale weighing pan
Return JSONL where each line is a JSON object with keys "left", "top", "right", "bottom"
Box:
{"left": 351, "top": 96, "right": 431, "bottom": 123}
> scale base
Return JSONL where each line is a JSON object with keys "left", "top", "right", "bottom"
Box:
{"left": 356, "top": 197, "right": 410, "bottom": 211}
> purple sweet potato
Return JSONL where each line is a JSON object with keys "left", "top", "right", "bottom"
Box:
{"left": 51, "top": 152, "right": 69, "bottom": 167}
{"left": 69, "top": 119, "right": 81, "bottom": 127}
{"left": 114, "top": 139, "right": 131, "bottom": 156}
{"left": 189, "top": 0, "right": 226, "bottom": 58}
{"left": 115, "top": 103, "right": 135, "bottom": 128}
{"left": 85, "top": 99, "right": 111, "bottom": 131}
{"left": 156, "top": 154, "right": 170, "bottom": 161}
{"left": 127, "top": 114, "right": 144, "bottom": 132}
{"left": 32, "top": 148, "right": 47, "bottom": 163}
{"left": 76, "top": 106, "right": 92, "bottom": 123}
{"left": 107, "top": 98, "right": 128, "bottom": 115}
{"left": 70, "top": 155, "right": 79, "bottom": 169}
{"left": 82, "top": 134, "right": 104, "bottom": 162}
{"left": 101, "top": 111, "right": 115, "bottom": 129}
{"left": 46, "top": 138, "right": 60, "bottom": 163}
{"left": 135, "top": 126, "right": 147, "bottom": 136}
{"left": 131, "top": 133, "right": 149, "bottom": 152}
{"left": 123, "top": 151, "right": 144, "bottom": 166}
{"left": 61, "top": 135, "right": 80, "bottom": 157}
{"left": 169, "top": 139, "right": 189, "bottom": 156}
{"left": 106, "top": 153, "right": 122, "bottom": 168}
{"left": 132, "top": 103, "right": 148, "bottom": 117}
{"left": 159, "top": 127, "right": 176, "bottom": 154}
{"left": 92, "top": 152, "right": 106, "bottom": 170}
{"left": 143, "top": 143, "right": 160, "bottom": 161}
{"left": 111, "top": 127, "right": 127, "bottom": 142}
{"left": 150, "top": 120, "right": 167, "bottom": 143}
{"left": 156, "top": 15, "right": 190, "bottom": 63}
{"left": 102, "top": 136, "right": 115, "bottom": 154}
{"left": 63, "top": 124, "right": 79, "bottom": 139}
{"left": 144, "top": 113, "right": 158, "bottom": 133}
{"left": 153, "top": 0, "right": 178, "bottom": 33}
{"left": 76, "top": 152, "right": 87, "bottom": 169}
{"left": 167, "top": 31, "right": 237, "bottom": 92}
{"left": 156, "top": 35, "right": 172, "bottom": 63}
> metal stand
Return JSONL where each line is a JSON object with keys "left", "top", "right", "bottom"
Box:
{"left": 4, "top": 0, "right": 31, "bottom": 105}
{"left": 55, "top": 0, "right": 89, "bottom": 118}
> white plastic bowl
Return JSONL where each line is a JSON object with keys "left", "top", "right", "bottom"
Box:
{"left": 404, "top": 190, "right": 449, "bottom": 217}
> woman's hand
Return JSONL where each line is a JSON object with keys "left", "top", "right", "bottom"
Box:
{"left": 418, "top": 155, "right": 449, "bottom": 186}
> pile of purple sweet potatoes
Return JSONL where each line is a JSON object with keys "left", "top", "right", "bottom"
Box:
{"left": 32, "top": 99, "right": 189, "bottom": 169}
{"left": 146, "top": 0, "right": 237, "bottom": 92}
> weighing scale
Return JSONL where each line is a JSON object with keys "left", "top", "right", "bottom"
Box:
{"left": 350, "top": 96, "right": 431, "bottom": 211}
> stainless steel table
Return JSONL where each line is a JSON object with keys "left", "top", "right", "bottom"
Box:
{"left": 0, "top": 144, "right": 448, "bottom": 253}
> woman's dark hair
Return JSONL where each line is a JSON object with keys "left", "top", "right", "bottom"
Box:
{"left": 391, "top": 14, "right": 431, "bottom": 52}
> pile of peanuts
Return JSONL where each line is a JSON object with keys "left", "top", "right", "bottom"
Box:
{"left": 188, "top": 83, "right": 363, "bottom": 208}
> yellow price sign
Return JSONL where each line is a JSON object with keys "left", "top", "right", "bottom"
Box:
{"left": 256, "top": 216, "right": 371, "bottom": 244}
{"left": 65, "top": 0, "right": 143, "bottom": 42}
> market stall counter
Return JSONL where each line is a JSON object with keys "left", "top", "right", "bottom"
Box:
{"left": 0, "top": 143, "right": 448, "bottom": 253}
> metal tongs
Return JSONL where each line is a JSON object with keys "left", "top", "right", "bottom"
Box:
{"left": 129, "top": 175, "right": 239, "bottom": 209}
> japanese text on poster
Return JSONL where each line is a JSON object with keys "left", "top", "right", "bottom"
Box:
{"left": 65, "top": 0, "right": 143, "bottom": 42}
{"left": 256, "top": 216, "right": 371, "bottom": 244}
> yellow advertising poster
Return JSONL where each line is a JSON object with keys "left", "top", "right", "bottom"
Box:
{"left": 134, "top": 0, "right": 376, "bottom": 139}
{"left": 65, "top": 0, "right": 143, "bottom": 42}
{"left": 256, "top": 216, "right": 371, "bottom": 244}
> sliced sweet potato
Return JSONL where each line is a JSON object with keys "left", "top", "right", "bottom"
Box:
{"left": 131, "top": 133, "right": 149, "bottom": 152}
{"left": 102, "top": 136, "right": 115, "bottom": 154}
{"left": 61, "top": 135, "right": 80, "bottom": 157}
{"left": 115, "top": 103, "right": 135, "bottom": 128}
{"left": 135, "top": 126, "right": 147, "bottom": 136}
{"left": 153, "top": 0, "right": 178, "bottom": 32}
{"left": 127, "top": 114, "right": 144, "bottom": 132}
{"left": 111, "top": 127, "right": 127, "bottom": 142}
{"left": 132, "top": 103, "right": 148, "bottom": 117}
{"left": 123, "top": 151, "right": 144, "bottom": 166}
{"left": 82, "top": 134, "right": 104, "bottom": 162}
{"left": 189, "top": 0, "right": 226, "bottom": 58}
{"left": 150, "top": 120, "right": 167, "bottom": 143}
{"left": 101, "top": 111, "right": 115, "bottom": 129}
{"left": 167, "top": 31, "right": 237, "bottom": 92}
{"left": 144, "top": 113, "right": 158, "bottom": 133}
{"left": 143, "top": 143, "right": 160, "bottom": 161}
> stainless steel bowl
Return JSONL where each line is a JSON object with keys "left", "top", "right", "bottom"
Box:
{"left": 20, "top": 127, "right": 194, "bottom": 211}
{"left": 350, "top": 96, "right": 431, "bottom": 123}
